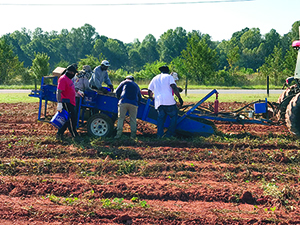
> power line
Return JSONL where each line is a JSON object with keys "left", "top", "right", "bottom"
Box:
{"left": 0, "top": 0, "right": 253, "bottom": 6}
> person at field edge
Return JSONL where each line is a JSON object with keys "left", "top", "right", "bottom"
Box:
{"left": 89, "top": 60, "right": 114, "bottom": 93}
{"left": 148, "top": 65, "right": 183, "bottom": 138}
{"left": 115, "top": 75, "right": 142, "bottom": 139}
{"left": 56, "top": 64, "right": 80, "bottom": 141}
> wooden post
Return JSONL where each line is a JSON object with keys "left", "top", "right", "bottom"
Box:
{"left": 267, "top": 76, "right": 269, "bottom": 97}
{"left": 185, "top": 77, "right": 188, "bottom": 96}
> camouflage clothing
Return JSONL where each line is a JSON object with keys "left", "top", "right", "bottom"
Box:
{"left": 72, "top": 67, "right": 92, "bottom": 97}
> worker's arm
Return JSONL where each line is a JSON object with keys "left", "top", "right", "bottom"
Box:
{"left": 103, "top": 72, "right": 114, "bottom": 92}
{"left": 56, "top": 89, "right": 62, "bottom": 103}
{"left": 148, "top": 89, "right": 154, "bottom": 100}
{"left": 171, "top": 84, "right": 183, "bottom": 107}
{"left": 56, "top": 89, "right": 63, "bottom": 112}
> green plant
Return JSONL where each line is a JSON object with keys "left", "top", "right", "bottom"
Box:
{"left": 46, "top": 194, "right": 61, "bottom": 204}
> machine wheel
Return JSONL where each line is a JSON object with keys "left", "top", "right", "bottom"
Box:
{"left": 87, "top": 113, "right": 114, "bottom": 137}
{"left": 285, "top": 93, "right": 300, "bottom": 136}
{"left": 276, "top": 84, "right": 297, "bottom": 120}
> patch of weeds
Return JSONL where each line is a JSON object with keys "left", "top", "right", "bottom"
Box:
{"left": 262, "top": 179, "right": 282, "bottom": 199}
{"left": 88, "top": 178, "right": 104, "bottom": 185}
{"left": 44, "top": 194, "right": 61, "bottom": 204}
{"left": 116, "top": 160, "right": 139, "bottom": 175}
{"left": 223, "top": 172, "right": 235, "bottom": 181}
{"left": 101, "top": 197, "right": 149, "bottom": 209}
{"left": 261, "top": 178, "right": 299, "bottom": 211}
{"left": 83, "top": 189, "right": 95, "bottom": 199}
{"left": 63, "top": 194, "right": 79, "bottom": 205}
{"left": 211, "top": 208, "right": 258, "bottom": 215}
{"left": 169, "top": 182, "right": 189, "bottom": 189}
{"left": 97, "top": 146, "right": 141, "bottom": 160}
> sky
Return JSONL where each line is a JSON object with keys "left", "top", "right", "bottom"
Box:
{"left": 0, "top": 0, "right": 299, "bottom": 43}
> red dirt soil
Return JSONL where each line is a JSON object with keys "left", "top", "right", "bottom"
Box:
{"left": 0, "top": 102, "right": 299, "bottom": 224}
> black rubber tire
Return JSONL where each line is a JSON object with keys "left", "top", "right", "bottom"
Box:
{"left": 276, "top": 84, "right": 297, "bottom": 120}
{"left": 285, "top": 93, "right": 300, "bottom": 136}
{"left": 87, "top": 113, "right": 114, "bottom": 138}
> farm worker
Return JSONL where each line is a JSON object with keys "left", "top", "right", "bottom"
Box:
{"left": 72, "top": 65, "right": 92, "bottom": 116}
{"left": 89, "top": 60, "right": 114, "bottom": 93}
{"left": 56, "top": 64, "right": 80, "bottom": 141}
{"left": 171, "top": 72, "right": 179, "bottom": 81}
{"left": 170, "top": 72, "right": 183, "bottom": 95}
{"left": 148, "top": 65, "right": 183, "bottom": 139}
{"left": 115, "top": 75, "right": 142, "bottom": 139}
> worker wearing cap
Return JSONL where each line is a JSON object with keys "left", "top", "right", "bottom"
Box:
{"left": 56, "top": 64, "right": 80, "bottom": 141}
{"left": 72, "top": 65, "right": 92, "bottom": 117}
{"left": 115, "top": 75, "right": 142, "bottom": 139}
{"left": 170, "top": 72, "right": 183, "bottom": 95}
{"left": 148, "top": 65, "right": 183, "bottom": 138}
{"left": 89, "top": 60, "right": 114, "bottom": 93}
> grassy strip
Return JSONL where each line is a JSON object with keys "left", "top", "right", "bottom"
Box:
{"left": 0, "top": 93, "right": 39, "bottom": 103}
{"left": 0, "top": 92, "right": 280, "bottom": 103}
{"left": 0, "top": 84, "right": 283, "bottom": 90}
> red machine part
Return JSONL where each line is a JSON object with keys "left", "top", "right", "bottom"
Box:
{"left": 292, "top": 40, "right": 300, "bottom": 49}
{"left": 214, "top": 93, "right": 219, "bottom": 114}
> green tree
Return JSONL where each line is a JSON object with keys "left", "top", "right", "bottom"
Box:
{"left": 169, "top": 56, "right": 189, "bottom": 95}
{"left": 259, "top": 44, "right": 284, "bottom": 86}
{"left": 227, "top": 45, "right": 240, "bottom": 73}
{"left": 92, "top": 38, "right": 105, "bottom": 57}
{"left": 290, "top": 20, "right": 300, "bottom": 41}
{"left": 138, "top": 61, "right": 166, "bottom": 80}
{"left": 30, "top": 52, "right": 50, "bottom": 85}
{"left": 283, "top": 45, "right": 297, "bottom": 77}
{"left": 158, "top": 27, "right": 188, "bottom": 63}
{"left": 0, "top": 38, "right": 25, "bottom": 85}
{"left": 264, "top": 29, "right": 281, "bottom": 56}
{"left": 217, "top": 38, "right": 240, "bottom": 72}
{"left": 240, "top": 28, "right": 262, "bottom": 50}
{"left": 239, "top": 28, "right": 264, "bottom": 70}
{"left": 139, "top": 34, "right": 159, "bottom": 64}
{"left": 103, "top": 38, "right": 128, "bottom": 70}
{"left": 65, "top": 24, "right": 98, "bottom": 63}
{"left": 5, "top": 29, "right": 32, "bottom": 67}
{"left": 181, "top": 34, "right": 218, "bottom": 85}
{"left": 77, "top": 55, "right": 101, "bottom": 71}
{"left": 128, "top": 49, "right": 142, "bottom": 72}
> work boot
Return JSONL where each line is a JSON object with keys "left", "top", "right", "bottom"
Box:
{"left": 114, "top": 135, "right": 121, "bottom": 139}
{"left": 56, "top": 133, "right": 63, "bottom": 141}
{"left": 73, "top": 135, "right": 84, "bottom": 143}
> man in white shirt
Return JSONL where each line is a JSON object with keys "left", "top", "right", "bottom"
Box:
{"left": 148, "top": 65, "right": 183, "bottom": 138}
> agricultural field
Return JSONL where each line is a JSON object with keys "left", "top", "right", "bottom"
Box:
{"left": 1, "top": 101, "right": 300, "bottom": 224}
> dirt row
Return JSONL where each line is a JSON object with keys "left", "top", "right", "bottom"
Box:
{"left": 0, "top": 102, "right": 300, "bottom": 224}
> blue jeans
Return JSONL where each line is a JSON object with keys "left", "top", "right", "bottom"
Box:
{"left": 157, "top": 104, "right": 178, "bottom": 138}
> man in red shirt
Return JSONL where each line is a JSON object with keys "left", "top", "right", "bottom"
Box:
{"left": 56, "top": 64, "right": 80, "bottom": 141}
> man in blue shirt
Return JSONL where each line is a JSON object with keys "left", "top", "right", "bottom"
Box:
{"left": 115, "top": 75, "right": 141, "bottom": 139}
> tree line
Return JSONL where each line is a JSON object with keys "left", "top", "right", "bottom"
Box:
{"left": 0, "top": 21, "right": 299, "bottom": 87}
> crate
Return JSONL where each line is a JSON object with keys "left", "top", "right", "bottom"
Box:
{"left": 52, "top": 67, "right": 66, "bottom": 77}
{"left": 254, "top": 103, "right": 267, "bottom": 114}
